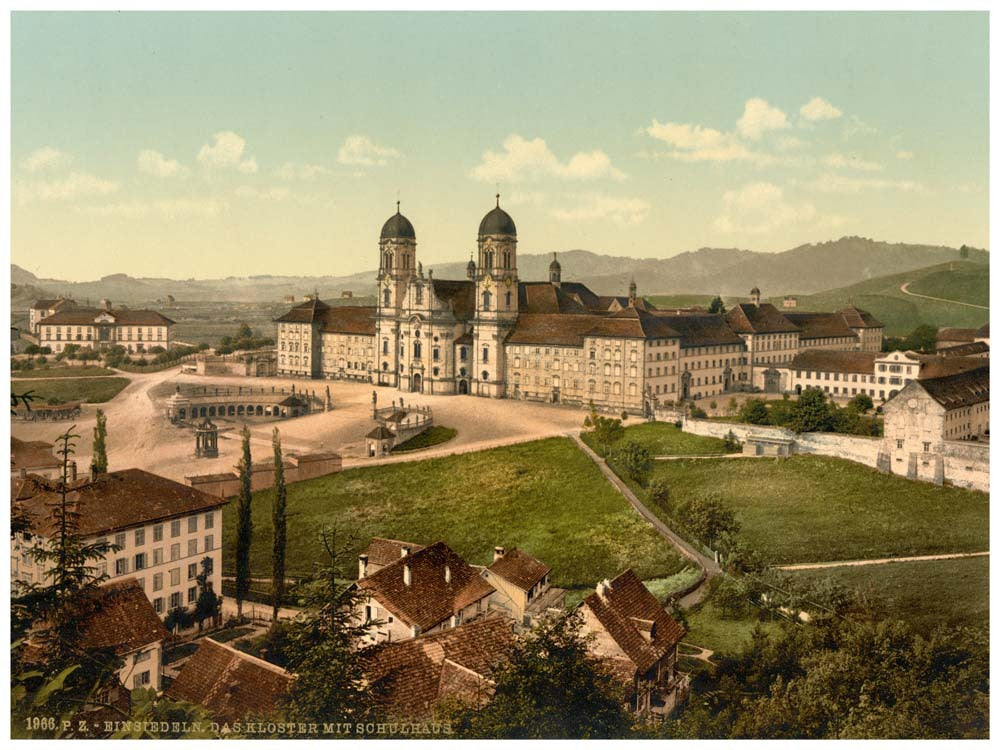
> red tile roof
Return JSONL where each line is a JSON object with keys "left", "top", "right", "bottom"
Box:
{"left": 487, "top": 548, "right": 550, "bottom": 591}
{"left": 431, "top": 280, "right": 476, "bottom": 321}
{"left": 789, "top": 349, "right": 877, "bottom": 374}
{"left": 363, "top": 538, "right": 425, "bottom": 568}
{"left": 581, "top": 569, "right": 685, "bottom": 675}
{"left": 274, "top": 297, "right": 330, "bottom": 324}
{"left": 318, "top": 305, "right": 377, "bottom": 336}
{"left": 725, "top": 303, "right": 799, "bottom": 334}
{"left": 364, "top": 615, "right": 516, "bottom": 720}
{"left": 15, "top": 468, "right": 228, "bottom": 537}
{"left": 783, "top": 312, "right": 856, "bottom": 340}
{"left": 11, "top": 437, "right": 60, "bottom": 472}
{"left": 79, "top": 578, "right": 170, "bottom": 655}
{"left": 837, "top": 305, "right": 884, "bottom": 329}
{"left": 936, "top": 327, "right": 978, "bottom": 343}
{"left": 518, "top": 282, "right": 591, "bottom": 314}
{"left": 934, "top": 341, "right": 989, "bottom": 358}
{"left": 166, "top": 638, "right": 294, "bottom": 723}
{"left": 38, "top": 308, "right": 175, "bottom": 327}
{"left": 356, "top": 542, "right": 495, "bottom": 632}
{"left": 655, "top": 313, "right": 744, "bottom": 348}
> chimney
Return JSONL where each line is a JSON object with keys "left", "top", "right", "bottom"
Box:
{"left": 444, "top": 565, "right": 451, "bottom": 584}
{"left": 403, "top": 563, "right": 411, "bottom": 587}
{"left": 358, "top": 554, "right": 369, "bottom": 579}
{"left": 400, "top": 545, "right": 411, "bottom": 558}
{"left": 493, "top": 546, "right": 506, "bottom": 562}
{"left": 596, "top": 578, "right": 611, "bottom": 600}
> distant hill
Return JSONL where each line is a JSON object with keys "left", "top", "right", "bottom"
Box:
{"left": 10, "top": 236, "right": 988, "bottom": 306}
{"left": 781, "top": 261, "right": 989, "bottom": 336}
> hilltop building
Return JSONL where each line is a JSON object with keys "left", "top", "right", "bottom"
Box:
{"left": 29, "top": 298, "right": 174, "bottom": 354}
{"left": 275, "top": 201, "right": 884, "bottom": 411}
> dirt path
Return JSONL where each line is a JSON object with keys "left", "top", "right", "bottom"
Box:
{"left": 899, "top": 281, "right": 988, "bottom": 310}
{"left": 570, "top": 433, "right": 719, "bottom": 609}
{"left": 776, "top": 550, "right": 989, "bottom": 571}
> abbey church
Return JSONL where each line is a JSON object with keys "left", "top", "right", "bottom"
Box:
{"left": 275, "top": 200, "right": 884, "bottom": 414}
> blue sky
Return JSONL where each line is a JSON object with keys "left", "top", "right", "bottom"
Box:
{"left": 11, "top": 11, "right": 989, "bottom": 281}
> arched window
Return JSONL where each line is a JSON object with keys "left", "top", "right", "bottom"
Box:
{"left": 505, "top": 291, "right": 512, "bottom": 309}
{"left": 383, "top": 288, "right": 391, "bottom": 306}
{"left": 383, "top": 251, "right": 392, "bottom": 269}
{"left": 459, "top": 346, "right": 467, "bottom": 361}
{"left": 382, "top": 339, "right": 389, "bottom": 355}
{"left": 484, "top": 250, "right": 494, "bottom": 268}
{"left": 382, "top": 361, "right": 388, "bottom": 371}
{"left": 414, "top": 341, "right": 422, "bottom": 359}
{"left": 481, "top": 371, "right": 489, "bottom": 381}
{"left": 503, "top": 250, "right": 510, "bottom": 268}
{"left": 482, "top": 291, "right": 492, "bottom": 310}
{"left": 604, "top": 363, "right": 611, "bottom": 376}
{"left": 482, "top": 346, "right": 490, "bottom": 363}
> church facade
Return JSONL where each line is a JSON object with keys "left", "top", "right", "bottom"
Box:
{"left": 275, "top": 202, "right": 884, "bottom": 413}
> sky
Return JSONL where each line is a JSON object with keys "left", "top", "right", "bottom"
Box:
{"left": 10, "top": 11, "right": 989, "bottom": 281}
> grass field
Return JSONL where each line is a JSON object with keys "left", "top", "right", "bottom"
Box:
{"left": 583, "top": 421, "right": 736, "bottom": 458}
{"left": 787, "top": 261, "right": 989, "bottom": 336}
{"left": 391, "top": 425, "right": 457, "bottom": 452}
{"left": 640, "top": 456, "right": 988, "bottom": 565}
{"left": 11, "top": 365, "right": 118, "bottom": 379}
{"left": 785, "top": 556, "right": 989, "bottom": 634}
{"left": 222, "top": 437, "right": 687, "bottom": 591}
{"left": 11, "top": 376, "right": 130, "bottom": 405}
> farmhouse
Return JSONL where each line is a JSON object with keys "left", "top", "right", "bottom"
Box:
{"left": 166, "top": 638, "right": 294, "bottom": 722}
{"left": 32, "top": 298, "right": 174, "bottom": 354}
{"left": 578, "top": 569, "right": 689, "bottom": 719}
{"left": 352, "top": 541, "right": 495, "bottom": 644}
{"left": 482, "top": 546, "right": 566, "bottom": 626}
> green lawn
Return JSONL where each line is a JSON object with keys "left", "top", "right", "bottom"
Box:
{"left": 640, "top": 456, "right": 988, "bottom": 565}
{"left": 786, "top": 556, "right": 989, "bottom": 634}
{"left": 11, "top": 365, "right": 118, "bottom": 379}
{"left": 684, "top": 597, "right": 785, "bottom": 655}
{"left": 583, "top": 421, "right": 736, "bottom": 458}
{"left": 788, "top": 261, "right": 989, "bottom": 336}
{"left": 11, "top": 377, "right": 131, "bottom": 405}
{"left": 222, "top": 437, "right": 687, "bottom": 589}
{"left": 391, "top": 425, "right": 457, "bottom": 452}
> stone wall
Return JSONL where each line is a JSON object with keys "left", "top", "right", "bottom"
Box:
{"left": 676, "top": 416, "right": 986, "bottom": 491}
{"left": 186, "top": 452, "right": 342, "bottom": 497}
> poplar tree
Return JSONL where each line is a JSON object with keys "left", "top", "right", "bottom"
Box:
{"left": 235, "top": 425, "right": 253, "bottom": 620}
{"left": 271, "top": 427, "right": 287, "bottom": 622}
{"left": 90, "top": 409, "right": 108, "bottom": 477}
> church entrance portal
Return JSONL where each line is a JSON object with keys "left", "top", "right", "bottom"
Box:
{"left": 411, "top": 373, "right": 422, "bottom": 393}
{"left": 458, "top": 379, "right": 469, "bottom": 395}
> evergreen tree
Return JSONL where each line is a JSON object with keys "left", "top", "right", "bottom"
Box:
{"left": 90, "top": 409, "right": 107, "bottom": 477}
{"left": 708, "top": 295, "right": 726, "bottom": 314}
{"left": 791, "top": 388, "right": 834, "bottom": 433}
{"left": 235, "top": 424, "right": 253, "bottom": 620}
{"left": 193, "top": 556, "right": 222, "bottom": 631}
{"left": 738, "top": 398, "right": 770, "bottom": 425}
{"left": 271, "top": 427, "right": 287, "bottom": 621}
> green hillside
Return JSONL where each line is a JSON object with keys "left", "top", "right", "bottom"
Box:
{"left": 787, "top": 261, "right": 989, "bottom": 336}
{"left": 645, "top": 294, "right": 716, "bottom": 309}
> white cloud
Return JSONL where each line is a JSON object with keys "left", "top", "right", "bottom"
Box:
{"left": 22, "top": 146, "right": 72, "bottom": 172}
{"left": 75, "top": 198, "right": 227, "bottom": 219}
{"left": 775, "top": 135, "right": 808, "bottom": 151}
{"left": 823, "top": 152, "right": 882, "bottom": 172}
{"left": 337, "top": 135, "right": 400, "bottom": 167}
{"left": 137, "top": 149, "right": 183, "bottom": 177}
{"left": 736, "top": 98, "right": 789, "bottom": 140}
{"left": 197, "top": 131, "right": 258, "bottom": 173}
{"left": 805, "top": 173, "right": 923, "bottom": 194}
{"left": 799, "top": 97, "right": 843, "bottom": 122}
{"left": 470, "top": 134, "right": 625, "bottom": 182}
{"left": 896, "top": 150, "right": 915, "bottom": 160}
{"left": 235, "top": 185, "right": 290, "bottom": 201}
{"left": 550, "top": 193, "right": 649, "bottom": 226}
{"left": 714, "top": 182, "right": 816, "bottom": 235}
{"left": 644, "top": 121, "right": 757, "bottom": 162}
{"left": 275, "top": 162, "right": 333, "bottom": 180}
{"left": 15, "top": 172, "right": 120, "bottom": 204}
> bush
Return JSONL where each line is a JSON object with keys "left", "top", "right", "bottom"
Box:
{"left": 613, "top": 441, "right": 653, "bottom": 486}
{"left": 689, "top": 406, "right": 708, "bottom": 419}
{"left": 738, "top": 398, "right": 770, "bottom": 425}
{"left": 648, "top": 478, "right": 670, "bottom": 509}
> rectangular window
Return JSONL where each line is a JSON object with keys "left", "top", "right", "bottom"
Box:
{"left": 153, "top": 573, "right": 163, "bottom": 591}
{"left": 153, "top": 524, "right": 164, "bottom": 542}
{"left": 188, "top": 539, "right": 198, "bottom": 557}
{"left": 896, "top": 440, "right": 904, "bottom": 449}
{"left": 204, "top": 535, "right": 214, "bottom": 551}
{"left": 204, "top": 512, "right": 214, "bottom": 530}
{"left": 134, "top": 553, "right": 147, "bottom": 571}
{"left": 923, "top": 442, "right": 931, "bottom": 453}
{"left": 134, "top": 650, "right": 150, "bottom": 664}
{"left": 114, "top": 532, "right": 126, "bottom": 550}
{"left": 153, "top": 548, "right": 163, "bottom": 565}
{"left": 134, "top": 528, "right": 145, "bottom": 546}
{"left": 188, "top": 563, "right": 198, "bottom": 580}
{"left": 170, "top": 568, "right": 180, "bottom": 586}
{"left": 115, "top": 558, "right": 128, "bottom": 576}
{"left": 169, "top": 592, "right": 181, "bottom": 609}
{"left": 170, "top": 543, "right": 180, "bottom": 561}
{"left": 171, "top": 520, "right": 182, "bottom": 538}
{"left": 188, "top": 516, "right": 198, "bottom": 533}
{"left": 188, "top": 587, "right": 197, "bottom": 604}
{"left": 133, "top": 671, "right": 151, "bottom": 689}
{"left": 153, "top": 597, "right": 164, "bottom": 614}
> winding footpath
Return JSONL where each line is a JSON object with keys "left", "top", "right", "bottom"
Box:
{"left": 899, "top": 281, "right": 988, "bottom": 310}
{"left": 570, "top": 433, "right": 720, "bottom": 609}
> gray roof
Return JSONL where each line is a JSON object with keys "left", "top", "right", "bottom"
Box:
{"left": 478, "top": 205, "right": 517, "bottom": 237}
{"left": 381, "top": 210, "right": 416, "bottom": 241}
